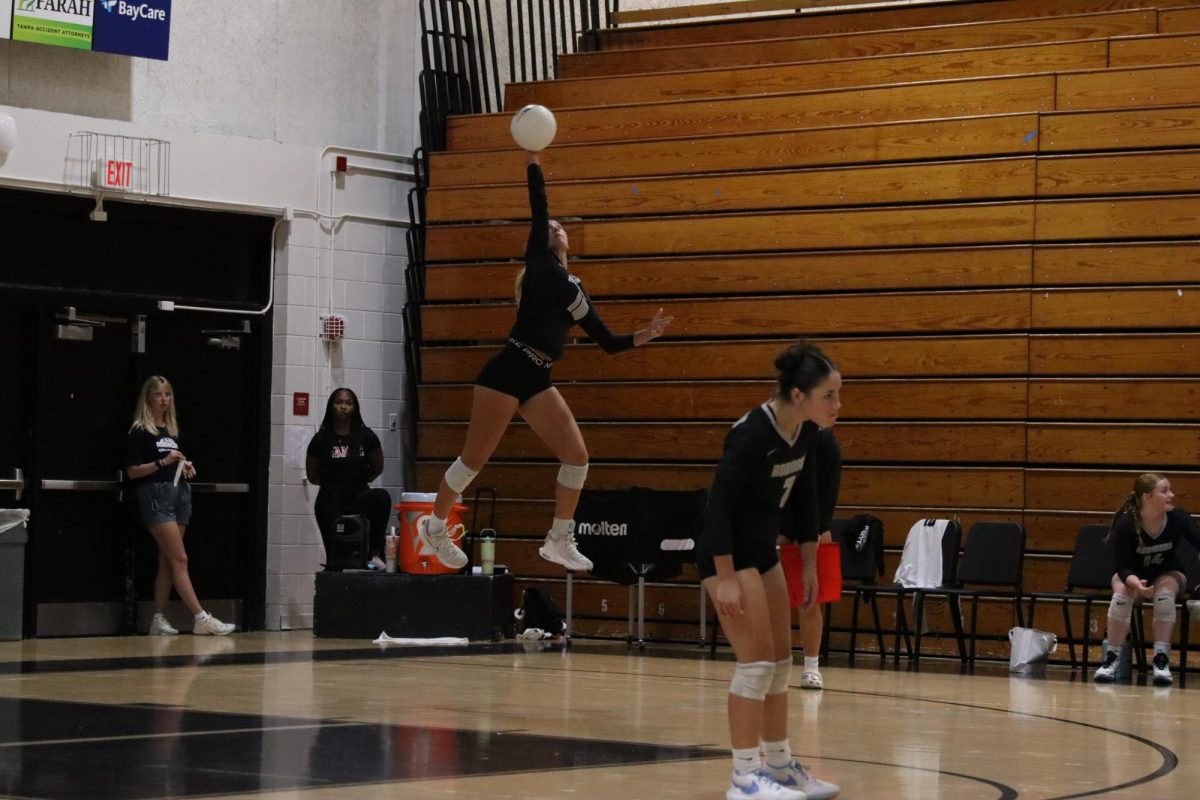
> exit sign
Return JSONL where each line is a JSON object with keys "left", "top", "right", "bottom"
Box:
{"left": 95, "top": 159, "right": 135, "bottom": 189}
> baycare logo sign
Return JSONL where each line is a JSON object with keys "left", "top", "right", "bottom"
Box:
{"left": 94, "top": 0, "right": 170, "bottom": 60}
{"left": 12, "top": 0, "right": 96, "bottom": 50}
{"left": 100, "top": 0, "right": 164, "bottom": 22}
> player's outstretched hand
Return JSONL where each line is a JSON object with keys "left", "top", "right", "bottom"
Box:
{"left": 637, "top": 307, "right": 674, "bottom": 346}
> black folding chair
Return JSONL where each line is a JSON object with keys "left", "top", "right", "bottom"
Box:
{"left": 912, "top": 521, "right": 1026, "bottom": 666}
{"left": 848, "top": 518, "right": 961, "bottom": 664}
{"left": 829, "top": 515, "right": 882, "bottom": 659}
{"left": 1027, "top": 525, "right": 1114, "bottom": 673}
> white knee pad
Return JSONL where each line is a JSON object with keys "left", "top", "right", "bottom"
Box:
{"left": 1109, "top": 593, "right": 1133, "bottom": 624}
{"left": 443, "top": 457, "right": 478, "bottom": 494}
{"left": 768, "top": 657, "right": 792, "bottom": 695}
{"left": 1154, "top": 591, "right": 1177, "bottom": 624}
{"left": 556, "top": 462, "right": 588, "bottom": 490}
{"left": 730, "top": 660, "right": 775, "bottom": 701}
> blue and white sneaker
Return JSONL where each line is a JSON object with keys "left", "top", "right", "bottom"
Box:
{"left": 726, "top": 769, "right": 807, "bottom": 800}
{"left": 766, "top": 759, "right": 840, "bottom": 800}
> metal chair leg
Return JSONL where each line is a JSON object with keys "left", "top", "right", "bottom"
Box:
{"left": 911, "top": 592, "right": 924, "bottom": 664}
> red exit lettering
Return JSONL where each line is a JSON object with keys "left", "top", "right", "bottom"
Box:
{"left": 106, "top": 160, "right": 133, "bottom": 188}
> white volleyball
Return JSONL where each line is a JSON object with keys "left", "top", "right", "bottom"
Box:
{"left": 510, "top": 104, "right": 557, "bottom": 152}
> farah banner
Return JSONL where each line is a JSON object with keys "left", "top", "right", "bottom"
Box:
{"left": 12, "top": 0, "right": 94, "bottom": 50}
{"left": 8, "top": 0, "right": 171, "bottom": 59}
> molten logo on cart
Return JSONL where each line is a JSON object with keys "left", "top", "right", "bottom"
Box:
{"left": 575, "top": 521, "right": 627, "bottom": 537}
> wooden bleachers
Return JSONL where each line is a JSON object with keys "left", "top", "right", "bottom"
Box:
{"left": 415, "top": 0, "right": 1200, "bottom": 658}
{"left": 597, "top": 0, "right": 1200, "bottom": 49}
{"left": 508, "top": 39, "right": 1110, "bottom": 109}
{"left": 560, "top": 10, "right": 1158, "bottom": 77}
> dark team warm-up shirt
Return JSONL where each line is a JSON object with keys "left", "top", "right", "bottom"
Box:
{"left": 701, "top": 404, "right": 822, "bottom": 560}
{"left": 507, "top": 164, "right": 634, "bottom": 361}
{"left": 306, "top": 427, "right": 382, "bottom": 505}
{"left": 1109, "top": 507, "right": 1200, "bottom": 582}
{"left": 125, "top": 427, "right": 183, "bottom": 488}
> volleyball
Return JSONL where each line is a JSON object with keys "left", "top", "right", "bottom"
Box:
{"left": 510, "top": 104, "right": 557, "bottom": 152}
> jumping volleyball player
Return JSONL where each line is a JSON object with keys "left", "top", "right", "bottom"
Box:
{"left": 417, "top": 149, "right": 673, "bottom": 571}
{"left": 697, "top": 341, "right": 842, "bottom": 800}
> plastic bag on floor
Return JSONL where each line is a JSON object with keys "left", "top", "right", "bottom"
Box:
{"left": 1009, "top": 627, "right": 1057, "bottom": 673}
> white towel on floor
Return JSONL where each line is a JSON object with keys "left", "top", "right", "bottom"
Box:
{"left": 373, "top": 633, "right": 469, "bottom": 645}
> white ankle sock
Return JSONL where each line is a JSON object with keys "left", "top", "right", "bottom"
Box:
{"left": 1154, "top": 641, "right": 1170, "bottom": 657}
{"left": 549, "top": 517, "right": 572, "bottom": 539}
{"left": 428, "top": 515, "right": 447, "bottom": 534}
{"left": 804, "top": 656, "right": 819, "bottom": 671}
{"left": 762, "top": 738, "right": 791, "bottom": 769}
{"left": 194, "top": 611, "right": 208, "bottom": 621}
{"left": 732, "top": 746, "right": 760, "bottom": 777}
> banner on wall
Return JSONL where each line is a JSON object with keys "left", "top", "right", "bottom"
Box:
{"left": 5, "top": 0, "right": 171, "bottom": 58}
{"left": 92, "top": 0, "right": 170, "bottom": 60}
{"left": 11, "top": 0, "right": 94, "bottom": 50}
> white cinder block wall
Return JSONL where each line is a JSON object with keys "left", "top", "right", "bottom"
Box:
{"left": 0, "top": 0, "right": 421, "bottom": 630}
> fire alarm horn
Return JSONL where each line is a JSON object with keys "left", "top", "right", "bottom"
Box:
{"left": 319, "top": 313, "right": 346, "bottom": 342}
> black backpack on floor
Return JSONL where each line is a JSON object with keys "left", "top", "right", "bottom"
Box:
{"left": 515, "top": 586, "right": 566, "bottom": 636}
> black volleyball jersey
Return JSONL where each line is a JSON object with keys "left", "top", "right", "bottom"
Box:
{"left": 702, "top": 403, "right": 822, "bottom": 559}
{"left": 1109, "top": 507, "right": 1200, "bottom": 581}
{"left": 507, "top": 165, "right": 634, "bottom": 361}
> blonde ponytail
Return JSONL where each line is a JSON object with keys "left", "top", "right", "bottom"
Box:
{"left": 514, "top": 267, "right": 526, "bottom": 304}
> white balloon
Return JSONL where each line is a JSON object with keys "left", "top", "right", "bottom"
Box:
{"left": 510, "top": 104, "right": 557, "bottom": 152}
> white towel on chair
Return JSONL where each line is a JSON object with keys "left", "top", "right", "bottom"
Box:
{"left": 893, "top": 518, "right": 949, "bottom": 588}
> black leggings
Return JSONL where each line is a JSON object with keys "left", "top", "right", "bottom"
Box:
{"left": 315, "top": 488, "right": 392, "bottom": 559}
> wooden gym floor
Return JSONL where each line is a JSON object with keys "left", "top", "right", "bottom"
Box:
{"left": 0, "top": 632, "right": 1195, "bottom": 799}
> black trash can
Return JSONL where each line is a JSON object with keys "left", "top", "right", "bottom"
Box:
{"left": 0, "top": 509, "right": 29, "bottom": 641}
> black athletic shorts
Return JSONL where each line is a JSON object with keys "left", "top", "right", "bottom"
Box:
{"left": 475, "top": 338, "right": 554, "bottom": 404}
{"left": 695, "top": 536, "right": 779, "bottom": 580}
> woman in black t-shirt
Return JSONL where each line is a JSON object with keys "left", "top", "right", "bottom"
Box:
{"left": 126, "top": 376, "right": 234, "bottom": 636}
{"left": 305, "top": 388, "right": 391, "bottom": 570}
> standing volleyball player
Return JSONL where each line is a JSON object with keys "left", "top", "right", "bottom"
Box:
{"left": 1094, "top": 473, "right": 1200, "bottom": 685}
{"left": 698, "top": 341, "right": 841, "bottom": 800}
{"left": 417, "top": 149, "right": 673, "bottom": 571}
{"left": 780, "top": 428, "right": 841, "bottom": 690}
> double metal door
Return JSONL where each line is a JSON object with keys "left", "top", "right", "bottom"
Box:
{"left": 1, "top": 302, "right": 258, "bottom": 636}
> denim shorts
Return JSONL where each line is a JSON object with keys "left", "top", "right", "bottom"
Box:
{"left": 136, "top": 481, "right": 193, "bottom": 528}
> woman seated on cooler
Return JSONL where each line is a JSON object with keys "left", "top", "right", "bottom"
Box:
{"left": 305, "top": 388, "right": 391, "bottom": 570}
{"left": 1095, "top": 473, "right": 1200, "bottom": 685}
